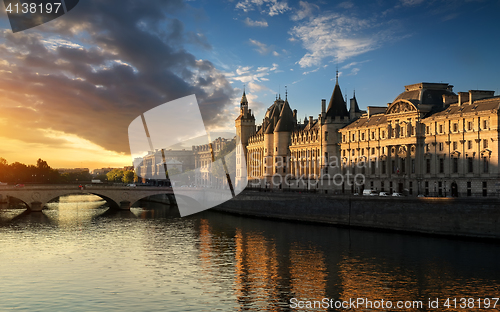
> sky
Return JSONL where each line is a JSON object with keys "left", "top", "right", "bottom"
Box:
{"left": 0, "top": 0, "right": 499, "bottom": 170}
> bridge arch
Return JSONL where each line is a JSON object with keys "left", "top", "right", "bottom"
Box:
{"left": 0, "top": 185, "right": 179, "bottom": 212}
{"left": 44, "top": 192, "right": 120, "bottom": 210}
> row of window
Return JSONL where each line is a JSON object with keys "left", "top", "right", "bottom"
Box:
{"left": 342, "top": 119, "right": 491, "bottom": 144}
{"left": 327, "top": 157, "right": 489, "bottom": 175}
{"left": 428, "top": 139, "right": 489, "bottom": 152}
{"left": 292, "top": 131, "right": 321, "bottom": 144}
{"left": 426, "top": 120, "right": 490, "bottom": 135}
{"left": 423, "top": 181, "right": 489, "bottom": 197}
{"left": 426, "top": 157, "right": 489, "bottom": 174}
{"left": 341, "top": 139, "right": 489, "bottom": 158}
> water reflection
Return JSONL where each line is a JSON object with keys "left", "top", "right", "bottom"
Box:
{"left": 0, "top": 195, "right": 499, "bottom": 312}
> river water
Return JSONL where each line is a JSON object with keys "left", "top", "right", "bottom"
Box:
{"left": 0, "top": 194, "right": 499, "bottom": 311}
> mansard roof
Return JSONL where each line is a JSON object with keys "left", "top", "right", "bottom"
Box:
{"left": 341, "top": 114, "right": 388, "bottom": 130}
{"left": 325, "top": 82, "right": 349, "bottom": 118}
{"left": 430, "top": 97, "right": 500, "bottom": 118}
{"left": 294, "top": 118, "right": 320, "bottom": 133}
{"left": 394, "top": 82, "right": 455, "bottom": 107}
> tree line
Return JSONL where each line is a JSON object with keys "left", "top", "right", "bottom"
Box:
{"left": 0, "top": 158, "right": 136, "bottom": 184}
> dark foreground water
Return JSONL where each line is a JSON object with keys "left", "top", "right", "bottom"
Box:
{"left": 0, "top": 195, "right": 499, "bottom": 311}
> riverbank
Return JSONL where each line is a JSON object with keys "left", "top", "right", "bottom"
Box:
{"left": 214, "top": 190, "right": 500, "bottom": 240}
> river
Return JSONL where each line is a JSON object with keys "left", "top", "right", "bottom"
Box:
{"left": 0, "top": 194, "right": 499, "bottom": 311}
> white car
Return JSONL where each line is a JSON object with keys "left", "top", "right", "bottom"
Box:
{"left": 392, "top": 192, "right": 403, "bottom": 197}
{"left": 363, "top": 190, "right": 378, "bottom": 196}
{"left": 379, "top": 192, "right": 389, "bottom": 197}
{"left": 127, "top": 184, "right": 137, "bottom": 187}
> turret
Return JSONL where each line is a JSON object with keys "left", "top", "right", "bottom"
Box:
{"left": 235, "top": 89, "right": 256, "bottom": 185}
{"left": 324, "top": 70, "right": 349, "bottom": 121}
{"left": 349, "top": 90, "right": 362, "bottom": 120}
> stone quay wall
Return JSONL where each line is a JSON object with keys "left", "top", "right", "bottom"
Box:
{"left": 215, "top": 191, "right": 500, "bottom": 239}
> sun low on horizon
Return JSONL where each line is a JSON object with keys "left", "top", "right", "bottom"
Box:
{"left": 0, "top": 127, "right": 131, "bottom": 170}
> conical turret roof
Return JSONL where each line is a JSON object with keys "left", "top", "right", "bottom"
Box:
{"left": 349, "top": 91, "right": 361, "bottom": 114}
{"left": 275, "top": 100, "right": 294, "bottom": 132}
{"left": 325, "top": 82, "right": 349, "bottom": 119}
{"left": 240, "top": 91, "right": 248, "bottom": 105}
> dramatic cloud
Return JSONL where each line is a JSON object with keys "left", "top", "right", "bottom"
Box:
{"left": 243, "top": 17, "right": 269, "bottom": 27}
{"left": 289, "top": 13, "right": 396, "bottom": 67}
{"left": 0, "top": 0, "right": 236, "bottom": 156}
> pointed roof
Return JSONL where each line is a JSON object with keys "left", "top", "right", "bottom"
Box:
{"left": 264, "top": 120, "right": 274, "bottom": 134}
{"left": 240, "top": 90, "right": 248, "bottom": 105}
{"left": 349, "top": 90, "right": 361, "bottom": 114}
{"left": 275, "top": 100, "right": 294, "bottom": 132}
{"left": 264, "top": 98, "right": 283, "bottom": 120}
{"left": 325, "top": 80, "right": 349, "bottom": 119}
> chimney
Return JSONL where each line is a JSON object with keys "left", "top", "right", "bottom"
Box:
{"left": 458, "top": 92, "right": 469, "bottom": 106}
{"left": 293, "top": 109, "right": 297, "bottom": 123}
{"left": 309, "top": 116, "right": 313, "bottom": 125}
{"left": 442, "top": 94, "right": 458, "bottom": 107}
{"left": 321, "top": 99, "right": 326, "bottom": 114}
{"left": 469, "top": 90, "right": 495, "bottom": 105}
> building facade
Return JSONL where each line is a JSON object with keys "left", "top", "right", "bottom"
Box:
{"left": 236, "top": 80, "right": 500, "bottom": 197}
{"left": 134, "top": 137, "right": 233, "bottom": 187}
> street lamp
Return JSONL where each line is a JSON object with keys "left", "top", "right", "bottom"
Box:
{"left": 434, "top": 181, "right": 437, "bottom": 197}
{"left": 444, "top": 180, "right": 447, "bottom": 197}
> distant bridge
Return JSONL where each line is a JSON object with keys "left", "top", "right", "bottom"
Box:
{"left": 0, "top": 185, "right": 178, "bottom": 212}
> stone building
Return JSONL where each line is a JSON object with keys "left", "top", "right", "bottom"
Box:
{"left": 134, "top": 138, "right": 232, "bottom": 187}
{"left": 193, "top": 137, "right": 232, "bottom": 187}
{"left": 236, "top": 80, "right": 500, "bottom": 197}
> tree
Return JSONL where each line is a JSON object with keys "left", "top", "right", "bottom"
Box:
{"left": 122, "top": 170, "right": 135, "bottom": 184}
{"left": 107, "top": 168, "right": 124, "bottom": 183}
{"left": 166, "top": 167, "right": 180, "bottom": 177}
{"left": 0, "top": 158, "right": 7, "bottom": 181}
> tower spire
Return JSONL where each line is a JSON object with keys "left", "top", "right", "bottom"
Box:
{"left": 240, "top": 86, "right": 248, "bottom": 105}
{"left": 335, "top": 65, "right": 339, "bottom": 85}
{"left": 285, "top": 85, "right": 287, "bottom": 100}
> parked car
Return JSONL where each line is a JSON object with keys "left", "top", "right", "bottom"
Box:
{"left": 15, "top": 184, "right": 25, "bottom": 188}
{"left": 392, "top": 192, "right": 403, "bottom": 197}
{"left": 379, "top": 192, "right": 389, "bottom": 196}
{"left": 127, "top": 184, "right": 137, "bottom": 187}
{"left": 417, "top": 194, "right": 425, "bottom": 197}
{"left": 363, "top": 189, "right": 378, "bottom": 196}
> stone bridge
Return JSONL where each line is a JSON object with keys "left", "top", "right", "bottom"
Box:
{"left": 0, "top": 185, "right": 177, "bottom": 212}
